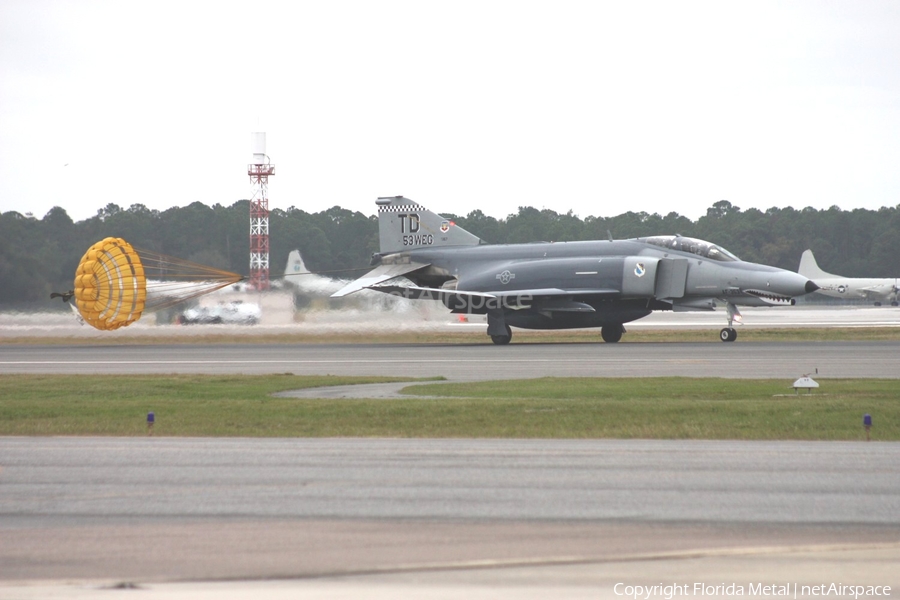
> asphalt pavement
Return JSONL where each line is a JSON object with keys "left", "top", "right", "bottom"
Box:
{"left": 3, "top": 306, "right": 900, "bottom": 598}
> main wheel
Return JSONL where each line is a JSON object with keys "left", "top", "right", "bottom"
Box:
{"left": 719, "top": 327, "right": 737, "bottom": 342}
{"left": 601, "top": 324, "right": 623, "bottom": 343}
{"left": 490, "top": 324, "right": 512, "bottom": 345}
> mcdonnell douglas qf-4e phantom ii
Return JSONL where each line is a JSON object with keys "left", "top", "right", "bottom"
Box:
{"left": 333, "top": 197, "right": 819, "bottom": 343}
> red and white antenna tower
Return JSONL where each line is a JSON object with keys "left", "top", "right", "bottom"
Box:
{"left": 248, "top": 132, "right": 274, "bottom": 290}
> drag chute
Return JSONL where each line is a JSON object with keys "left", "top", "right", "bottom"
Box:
{"left": 72, "top": 237, "right": 243, "bottom": 331}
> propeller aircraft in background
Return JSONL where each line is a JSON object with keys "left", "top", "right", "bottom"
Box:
{"left": 799, "top": 249, "right": 899, "bottom": 306}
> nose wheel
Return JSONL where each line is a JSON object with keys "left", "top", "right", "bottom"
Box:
{"left": 720, "top": 301, "right": 740, "bottom": 342}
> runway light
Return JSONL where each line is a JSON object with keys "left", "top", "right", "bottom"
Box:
{"left": 147, "top": 411, "right": 155, "bottom": 436}
{"left": 863, "top": 413, "right": 872, "bottom": 441}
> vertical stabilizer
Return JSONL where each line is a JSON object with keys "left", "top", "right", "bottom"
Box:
{"left": 798, "top": 250, "right": 835, "bottom": 279}
{"left": 283, "top": 250, "right": 310, "bottom": 286}
{"left": 376, "top": 196, "right": 482, "bottom": 254}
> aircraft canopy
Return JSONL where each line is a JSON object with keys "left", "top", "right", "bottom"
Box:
{"left": 642, "top": 235, "right": 740, "bottom": 262}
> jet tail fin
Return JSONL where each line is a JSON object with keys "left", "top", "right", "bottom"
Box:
{"left": 798, "top": 249, "right": 835, "bottom": 279}
{"left": 284, "top": 249, "right": 310, "bottom": 283}
{"left": 376, "top": 196, "right": 482, "bottom": 254}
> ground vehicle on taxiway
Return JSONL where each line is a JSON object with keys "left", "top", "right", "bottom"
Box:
{"left": 177, "top": 300, "right": 261, "bottom": 325}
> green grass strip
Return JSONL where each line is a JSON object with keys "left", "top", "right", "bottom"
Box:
{"left": 0, "top": 375, "right": 895, "bottom": 440}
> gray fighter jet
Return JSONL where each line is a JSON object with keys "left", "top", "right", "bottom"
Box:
{"left": 333, "top": 197, "right": 818, "bottom": 343}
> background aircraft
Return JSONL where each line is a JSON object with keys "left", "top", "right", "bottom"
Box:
{"left": 281, "top": 250, "right": 345, "bottom": 308}
{"left": 281, "top": 249, "right": 409, "bottom": 312}
{"left": 333, "top": 197, "right": 817, "bottom": 343}
{"left": 798, "top": 249, "right": 899, "bottom": 306}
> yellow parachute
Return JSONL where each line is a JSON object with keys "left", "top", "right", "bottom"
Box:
{"left": 74, "top": 237, "right": 243, "bottom": 331}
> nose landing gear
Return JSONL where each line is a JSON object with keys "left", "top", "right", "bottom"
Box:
{"left": 720, "top": 301, "right": 741, "bottom": 342}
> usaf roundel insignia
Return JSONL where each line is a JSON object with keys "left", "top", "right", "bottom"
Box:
{"left": 634, "top": 262, "right": 646, "bottom": 277}
{"left": 496, "top": 270, "right": 516, "bottom": 285}
{"left": 440, "top": 220, "right": 450, "bottom": 233}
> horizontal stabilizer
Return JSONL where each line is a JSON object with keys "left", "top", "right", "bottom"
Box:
{"left": 331, "top": 262, "right": 429, "bottom": 297}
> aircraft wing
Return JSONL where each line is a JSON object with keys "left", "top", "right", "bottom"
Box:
{"left": 491, "top": 288, "right": 619, "bottom": 298}
{"left": 859, "top": 284, "right": 897, "bottom": 298}
{"left": 370, "top": 284, "right": 619, "bottom": 310}
{"left": 331, "top": 262, "right": 430, "bottom": 297}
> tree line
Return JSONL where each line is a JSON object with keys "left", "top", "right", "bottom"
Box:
{"left": 2, "top": 199, "right": 899, "bottom": 310}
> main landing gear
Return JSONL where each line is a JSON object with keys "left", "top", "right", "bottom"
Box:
{"left": 720, "top": 301, "right": 740, "bottom": 342}
{"left": 490, "top": 324, "right": 512, "bottom": 345}
{"left": 601, "top": 323, "right": 624, "bottom": 343}
{"left": 487, "top": 310, "right": 513, "bottom": 345}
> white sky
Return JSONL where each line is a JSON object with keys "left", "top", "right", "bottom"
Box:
{"left": 2, "top": 1, "right": 899, "bottom": 223}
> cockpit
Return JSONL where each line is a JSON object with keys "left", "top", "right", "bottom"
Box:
{"left": 641, "top": 235, "right": 740, "bottom": 262}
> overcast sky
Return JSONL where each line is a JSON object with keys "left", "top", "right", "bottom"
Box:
{"left": 2, "top": 1, "right": 899, "bottom": 223}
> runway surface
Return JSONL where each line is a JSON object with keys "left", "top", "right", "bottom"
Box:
{"left": 3, "top": 308, "right": 900, "bottom": 598}
{"left": 4, "top": 304, "right": 900, "bottom": 338}
{"left": 6, "top": 438, "right": 898, "bottom": 526}
{"left": 3, "top": 339, "right": 900, "bottom": 379}
{"left": 2, "top": 437, "right": 899, "bottom": 598}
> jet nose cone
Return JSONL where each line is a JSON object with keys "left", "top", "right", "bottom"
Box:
{"left": 770, "top": 271, "right": 817, "bottom": 297}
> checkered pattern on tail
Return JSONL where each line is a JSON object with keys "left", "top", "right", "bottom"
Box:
{"left": 378, "top": 205, "right": 420, "bottom": 213}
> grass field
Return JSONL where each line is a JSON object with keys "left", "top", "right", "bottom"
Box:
{"left": 0, "top": 374, "right": 894, "bottom": 440}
